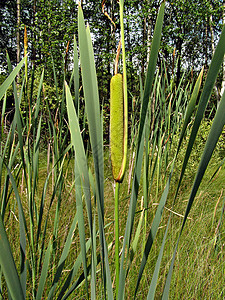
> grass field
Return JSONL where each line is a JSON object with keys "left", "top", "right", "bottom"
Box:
{"left": 2, "top": 139, "right": 224, "bottom": 298}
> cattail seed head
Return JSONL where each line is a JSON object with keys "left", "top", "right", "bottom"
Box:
{"left": 110, "top": 73, "right": 125, "bottom": 182}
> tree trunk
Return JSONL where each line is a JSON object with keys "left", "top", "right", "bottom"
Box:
{"left": 32, "top": 0, "right": 36, "bottom": 67}
{"left": 222, "top": 0, "right": 225, "bottom": 97}
{"left": 176, "top": 35, "right": 182, "bottom": 88}
{"left": 209, "top": 13, "right": 215, "bottom": 55}
{"left": 17, "top": 0, "right": 21, "bottom": 83}
{"left": 204, "top": 18, "right": 209, "bottom": 68}
{"left": 110, "top": 0, "right": 116, "bottom": 71}
{"left": 147, "top": 12, "right": 152, "bottom": 63}
{"left": 17, "top": 0, "right": 20, "bottom": 64}
{"left": 141, "top": 16, "right": 147, "bottom": 83}
{"left": 209, "top": 5, "right": 220, "bottom": 101}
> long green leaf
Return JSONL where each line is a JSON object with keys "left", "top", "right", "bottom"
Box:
{"left": 118, "top": 2, "right": 165, "bottom": 298}
{"left": 65, "top": 81, "right": 93, "bottom": 234}
{"left": 134, "top": 61, "right": 204, "bottom": 298}
{"left": 78, "top": 8, "right": 104, "bottom": 211}
{"left": 163, "top": 81, "right": 225, "bottom": 299}
{"left": 47, "top": 212, "right": 78, "bottom": 299}
{"left": 65, "top": 81, "right": 94, "bottom": 296}
{"left": 75, "top": 160, "right": 89, "bottom": 298}
{"left": 174, "top": 24, "right": 225, "bottom": 203}
{"left": 5, "top": 166, "right": 28, "bottom": 297}
{"left": 78, "top": 6, "right": 113, "bottom": 299}
{"left": 34, "top": 69, "right": 44, "bottom": 120}
{"left": 57, "top": 238, "right": 92, "bottom": 300}
{"left": 134, "top": 170, "right": 173, "bottom": 296}
{"left": 176, "top": 67, "right": 204, "bottom": 155}
{"left": 36, "top": 241, "right": 52, "bottom": 300}
{"left": 0, "top": 212, "right": 24, "bottom": 300}
{"left": 0, "top": 56, "right": 26, "bottom": 101}
{"left": 147, "top": 217, "right": 170, "bottom": 300}
{"left": 73, "top": 35, "right": 79, "bottom": 113}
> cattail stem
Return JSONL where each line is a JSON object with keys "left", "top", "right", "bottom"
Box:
{"left": 114, "top": 40, "right": 121, "bottom": 75}
{"left": 119, "top": 0, "right": 128, "bottom": 174}
{"left": 115, "top": 181, "right": 120, "bottom": 298}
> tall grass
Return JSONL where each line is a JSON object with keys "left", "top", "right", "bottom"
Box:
{"left": 0, "top": 1, "right": 225, "bottom": 299}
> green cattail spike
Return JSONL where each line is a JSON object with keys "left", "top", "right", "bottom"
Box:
{"left": 110, "top": 73, "right": 126, "bottom": 182}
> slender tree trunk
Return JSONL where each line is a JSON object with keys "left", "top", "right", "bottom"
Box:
{"left": 176, "top": 35, "right": 182, "bottom": 88}
{"left": 127, "top": 11, "right": 132, "bottom": 66}
{"left": 17, "top": 0, "right": 21, "bottom": 84}
{"left": 110, "top": 0, "right": 116, "bottom": 69}
{"left": 141, "top": 16, "right": 147, "bottom": 82}
{"left": 126, "top": 10, "right": 133, "bottom": 93}
{"left": 32, "top": 0, "right": 36, "bottom": 67}
{"left": 147, "top": 13, "right": 152, "bottom": 63}
{"left": 222, "top": 0, "right": 225, "bottom": 97}
{"left": 17, "top": 0, "right": 21, "bottom": 64}
{"left": 204, "top": 18, "right": 209, "bottom": 68}
{"left": 107, "top": 34, "right": 111, "bottom": 100}
{"left": 209, "top": 5, "right": 220, "bottom": 101}
{"left": 209, "top": 13, "right": 215, "bottom": 55}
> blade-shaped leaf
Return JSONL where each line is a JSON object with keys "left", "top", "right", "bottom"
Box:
{"left": 36, "top": 241, "right": 52, "bottom": 300}
{"left": 0, "top": 56, "right": 26, "bottom": 101}
{"left": 0, "top": 214, "right": 24, "bottom": 300}
{"left": 163, "top": 85, "right": 225, "bottom": 299}
{"left": 118, "top": 3, "right": 165, "bottom": 298}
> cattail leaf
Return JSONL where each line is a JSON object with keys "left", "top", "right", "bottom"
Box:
{"left": 176, "top": 67, "right": 204, "bottom": 155}
{"left": 147, "top": 217, "right": 170, "bottom": 300}
{"left": 36, "top": 147, "right": 71, "bottom": 277}
{"left": 47, "top": 212, "right": 78, "bottom": 299}
{"left": 1, "top": 163, "right": 28, "bottom": 299}
{"left": 0, "top": 56, "right": 26, "bottom": 101}
{"left": 34, "top": 69, "right": 44, "bottom": 121}
{"left": 32, "top": 116, "right": 42, "bottom": 218}
{"left": 208, "top": 156, "right": 225, "bottom": 184}
{"left": 0, "top": 214, "right": 24, "bottom": 300}
{"left": 57, "top": 237, "right": 92, "bottom": 300}
{"left": 59, "top": 226, "right": 114, "bottom": 300}
{"left": 136, "top": 60, "right": 210, "bottom": 298}
{"left": 74, "top": 160, "right": 89, "bottom": 298}
{"left": 162, "top": 25, "right": 225, "bottom": 299}
{"left": 174, "top": 24, "right": 225, "bottom": 202}
{"left": 36, "top": 241, "right": 52, "bottom": 300}
{"left": 66, "top": 81, "right": 95, "bottom": 296}
{"left": 65, "top": 82, "right": 92, "bottom": 225}
{"left": 134, "top": 171, "right": 173, "bottom": 297}
{"left": 6, "top": 54, "right": 27, "bottom": 182}
{"left": 118, "top": 2, "right": 165, "bottom": 298}
{"left": 78, "top": 6, "right": 113, "bottom": 298}
{"left": 126, "top": 200, "right": 145, "bottom": 275}
{"left": 73, "top": 35, "right": 79, "bottom": 113}
{"left": 78, "top": 7, "right": 104, "bottom": 204}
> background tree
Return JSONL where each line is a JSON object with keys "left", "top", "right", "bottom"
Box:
{"left": 0, "top": 0, "right": 224, "bottom": 97}
{"left": 0, "top": 0, "right": 17, "bottom": 69}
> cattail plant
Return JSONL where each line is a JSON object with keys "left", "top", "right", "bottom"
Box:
{"left": 110, "top": 54, "right": 127, "bottom": 297}
{"left": 109, "top": 1, "right": 128, "bottom": 295}
{"left": 1, "top": 1, "right": 225, "bottom": 299}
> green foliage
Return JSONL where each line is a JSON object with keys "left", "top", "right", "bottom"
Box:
{"left": 0, "top": 2, "right": 225, "bottom": 300}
